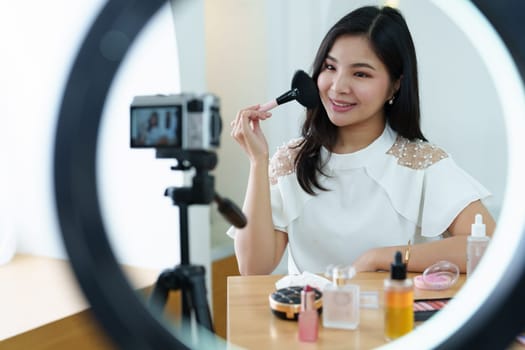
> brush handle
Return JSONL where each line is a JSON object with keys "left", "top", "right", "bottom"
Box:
{"left": 258, "top": 99, "right": 278, "bottom": 112}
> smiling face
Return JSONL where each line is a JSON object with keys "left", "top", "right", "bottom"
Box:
{"left": 317, "top": 35, "right": 399, "bottom": 145}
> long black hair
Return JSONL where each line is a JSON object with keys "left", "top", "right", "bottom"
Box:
{"left": 295, "top": 6, "right": 426, "bottom": 194}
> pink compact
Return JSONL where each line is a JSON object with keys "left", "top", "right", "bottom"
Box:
{"left": 414, "top": 260, "right": 459, "bottom": 290}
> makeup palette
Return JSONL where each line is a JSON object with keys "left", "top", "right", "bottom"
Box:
{"left": 269, "top": 286, "right": 323, "bottom": 320}
{"left": 413, "top": 298, "right": 451, "bottom": 321}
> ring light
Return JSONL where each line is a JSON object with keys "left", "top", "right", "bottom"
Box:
{"left": 53, "top": 0, "right": 525, "bottom": 349}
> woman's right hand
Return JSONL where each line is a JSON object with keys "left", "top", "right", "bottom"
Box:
{"left": 230, "top": 105, "right": 272, "bottom": 163}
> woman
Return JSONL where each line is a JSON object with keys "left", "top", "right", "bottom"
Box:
{"left": 229, "top": 6, "right": 495, "bottom": 275}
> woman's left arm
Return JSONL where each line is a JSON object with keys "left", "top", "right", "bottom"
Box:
{"left": 352, "top": 200, "right": 496, "bottom": 273}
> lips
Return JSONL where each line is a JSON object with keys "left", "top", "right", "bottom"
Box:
{"left": 330, "top": 98, "right": 356, "bottom": 112}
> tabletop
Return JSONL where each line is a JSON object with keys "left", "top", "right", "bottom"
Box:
{"left": 226, "top": 272, "right": 465, "bottom": 350}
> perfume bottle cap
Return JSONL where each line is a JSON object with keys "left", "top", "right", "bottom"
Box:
{"left": 325, "top": 265, "right": 356, "bottom": 286}
{"left": 390, "top": 251, "right": 406, "bottom": 280}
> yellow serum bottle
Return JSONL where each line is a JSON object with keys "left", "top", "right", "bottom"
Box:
{"left": 384, "top": 251, "right": 414, "bottom": 340}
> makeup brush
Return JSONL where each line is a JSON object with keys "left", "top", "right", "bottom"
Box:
{"left": 259, "top": 70, "right": 319, "bottom": 112}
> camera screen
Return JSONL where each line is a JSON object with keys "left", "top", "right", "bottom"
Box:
{"left": 130, "top": 105, "right": 182, "bottom": 148}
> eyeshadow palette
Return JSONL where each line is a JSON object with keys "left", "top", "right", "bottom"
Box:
{"left": 414, "top": 298, "right": 451, "bottom": 321}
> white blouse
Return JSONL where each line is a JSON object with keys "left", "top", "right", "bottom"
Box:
{"left": 228, "top": 125, "right": 491, "bottom": 275}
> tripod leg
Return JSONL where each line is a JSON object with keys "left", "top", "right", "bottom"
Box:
{"left": 148, "top": 270, "right": 171, "bottom": 316}
{"left": 181, "top": 286, "right": 193, "bottom": 319}
{"left": 184, "top": 266, "right": 214, "bottom": 332}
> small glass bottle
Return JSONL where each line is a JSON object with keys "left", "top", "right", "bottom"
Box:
{"left": 467, "top": 213, "right": 490, "bottom": 278}
{"left": 384, "top": 251, "right": 414, "bottom": 340}
{"left": 298, "top": 285, "right": 319, "bottom": 342}
{"left": 322, "top": 265, "right": 360, "bottom": 330}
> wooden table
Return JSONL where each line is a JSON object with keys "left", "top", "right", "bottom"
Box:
{"left": 227, "top": 272, "right": 465, "bottom": 349}
{"left": 0, "top": 254, "right": 163, "bottom": 349}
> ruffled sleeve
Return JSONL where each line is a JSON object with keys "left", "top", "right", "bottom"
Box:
{"left": 367, "top": 136, "right": 491, "bottom": 237}
{"left": 225, "top": 138, "right": 312, "bottom": 239}
{"left": 419, "top": 157, "right": 491, "bottom": 236}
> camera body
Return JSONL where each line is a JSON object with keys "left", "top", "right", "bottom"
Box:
{"left": 130, "top": 93, "right": 221, "bottom": 150}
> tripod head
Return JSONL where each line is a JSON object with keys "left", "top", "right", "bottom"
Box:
{"left": 157, "top": 149, "right": 247, "bottom": 229}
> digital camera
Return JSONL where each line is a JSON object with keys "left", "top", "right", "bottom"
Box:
{"left": 130, "top": 93, "right": 221, "bottom": 150}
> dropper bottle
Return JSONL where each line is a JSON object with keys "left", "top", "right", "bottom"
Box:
{"left": 467, "top": 213, "right": 490, "bottom": 278}
{"left": 384, "top": 251, "right": 414, "bottom": 340}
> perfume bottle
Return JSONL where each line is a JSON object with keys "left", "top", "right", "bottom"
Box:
{"left": 384, "top": 251, "right": 414, "bottom": 340}
{"left": 298, "top": 285, "right": 319, "bottom": 342}
{"left": 322, "top": 265, "right": 360, "bottom": 330}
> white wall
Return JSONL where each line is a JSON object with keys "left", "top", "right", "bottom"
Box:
{"left": 0, "top": 1, "right": 508, "bottom": 274}
{"left": 204, "top": 0, "right": 268, "bottom": 253}
{"left": 259, "top": 0, "right": 506, "bottom": 217}
{"left": 99, "top": 0, "right": 211, "bottom": 272}
{"left": 1, "top": 1, "right": 106, "bottom": 261}
{"left": 209, "top": 1, "right": 507, "bottom": 274}
{"left": 406, "top": 1, "right": 506, "bottom": 219}
{"left": 1, "top": 1, "right": 212, "bottom": 274}
{"left": 98, "top": 2, "right": 185, "bottom": 269}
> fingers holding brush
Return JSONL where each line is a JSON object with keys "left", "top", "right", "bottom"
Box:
{"left": 230, "top": 105, "right": 271, "bottom": 160}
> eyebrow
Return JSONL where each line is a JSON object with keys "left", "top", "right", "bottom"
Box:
{"left": 326, "top": 55, "right": 376, "bottom": 70}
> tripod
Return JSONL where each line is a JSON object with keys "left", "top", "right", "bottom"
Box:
{"left": 148, "top": 150, "right": 246, "bottom": 336}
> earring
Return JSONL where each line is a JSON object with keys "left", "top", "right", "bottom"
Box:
{"left": 388, "top": 96, "right": 395, "bottom": 105}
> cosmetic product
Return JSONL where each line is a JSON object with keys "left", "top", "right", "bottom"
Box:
{"left": 384, "top": 251, "right": 414, "bottom": 340}
{"left": 258, "top": 70, "right": 319, "bottom": 112}
{"left": 269, "top": 286, "right": 322, "bottom": 320}
{"left": 360, "top": 291, "right": 380, "bottom": 309}
{"left": 322, "top": 265, "right": 360, "bottom": 330}
{"left": 413, "top": 260, "right": 459, "bottom": 290}
{"left": 413, "top": 298, "right": 451, "bottom": 321}
{"left": 467, "top": 213, "right": 490, "bottom": 278}
{"left": 298, "top": 285, "right": 319, "bottom": 342}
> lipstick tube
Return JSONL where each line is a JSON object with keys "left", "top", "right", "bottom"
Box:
{"left": 298, "top": 285, "right": 319, "bottom": 342}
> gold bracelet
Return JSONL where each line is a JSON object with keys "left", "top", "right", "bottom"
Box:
{"left": 404, "top": 240, "right": 411, "bottom": 266}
